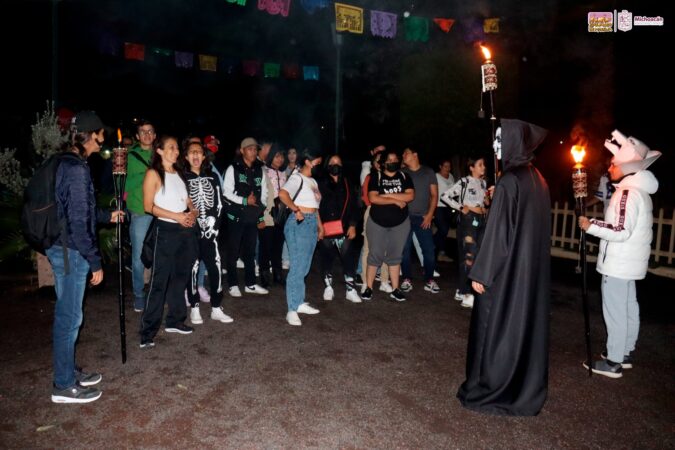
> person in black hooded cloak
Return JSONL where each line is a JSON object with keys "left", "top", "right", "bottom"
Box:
{"left": 457, "top": 118, "right": 551, "bottom": 416}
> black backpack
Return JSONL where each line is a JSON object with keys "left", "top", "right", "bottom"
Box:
{"left": 20, "top": 152, "right": 79, "bottom": 255}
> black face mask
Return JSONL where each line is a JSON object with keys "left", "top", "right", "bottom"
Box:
{"left": 328, "top": 164, "right": 342, "bottom": 176}
{"left": 384, "top": 162, "right": 400, "bottom": 172}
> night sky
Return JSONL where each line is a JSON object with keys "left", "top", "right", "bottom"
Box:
{"left": 2, "top": 0, "right": 672, "bottom": 203}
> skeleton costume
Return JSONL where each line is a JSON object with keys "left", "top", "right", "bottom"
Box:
{"left": 185, "top": 170, "right": 224, "bottom": 308}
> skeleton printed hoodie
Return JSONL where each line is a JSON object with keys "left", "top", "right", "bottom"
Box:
{"left": 185, "top": 170, "right": 223, "bottom": 240}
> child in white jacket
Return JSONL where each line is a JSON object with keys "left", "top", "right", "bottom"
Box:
{"left": 579, "top": 130, "right": 661, "bottom": 378}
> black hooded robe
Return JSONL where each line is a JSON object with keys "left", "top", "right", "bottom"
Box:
{"left": 457, "top": 119, "right": 551, "bottom": 416}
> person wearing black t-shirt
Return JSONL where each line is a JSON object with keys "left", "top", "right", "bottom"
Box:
{"left": 362, "top": 150, "right": 415, "bottom": 302}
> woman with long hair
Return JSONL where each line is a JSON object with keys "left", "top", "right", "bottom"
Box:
{"left": 140, "top": 135, "right": 198, "bottom": 348}
{"left": 279, "top": 149, "right": 324, "bottom": 326}
{"left": 440, "top": 156, "right": 491, "bottom": 308}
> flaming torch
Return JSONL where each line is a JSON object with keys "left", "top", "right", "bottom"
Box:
{"left": 571, "top": 145, "right": 592, "bottom": 376}
{"left": 113, "top": 128, "right": 128, "bottom": 364}
{"left": 480, "top": 45, "right": 499, "bottom": 184}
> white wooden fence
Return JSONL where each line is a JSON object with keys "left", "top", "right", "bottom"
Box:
{"left": 550, "top": 202, "right": 675, "bottom": 279}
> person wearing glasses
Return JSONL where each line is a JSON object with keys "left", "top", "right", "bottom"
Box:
{"left": 125, "top": 119, "right": 157, "bottom": 313}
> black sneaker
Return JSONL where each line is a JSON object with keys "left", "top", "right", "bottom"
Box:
{"left": 583, "top": 359, "right": 623, "bottom": 378}
{"left": 353, "top": 274, "right": 364, "bottom": 287}
{"left": 51, "top": 384, "right": 102, "bottom": 404}
{"left": 390, "top": 289, "right": 406, "bottom": 302}
{"left": 140, "top": 339, "right": 155, "bottom": 349}
{"left": 361, "top": 287, "right": 373, "bottom": 301}
{"left": 75, "top": 368, "right": 102, "bottom": 386}
{"left": 601, "top": 350, "right": 633, "bottom": 369}
{"left": 165, "top": 323, "right": 194, "bottom": 334}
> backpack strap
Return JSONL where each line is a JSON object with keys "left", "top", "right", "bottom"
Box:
{"left": 129, "top": 150, "right": 150, "bottom": 168}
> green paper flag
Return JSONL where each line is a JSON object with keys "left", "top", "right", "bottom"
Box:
{"left": 404, "top": 16, "right": 429, "bottom": 42}
{"left": 264, "top": 63, "right": 281, "bottom": 78}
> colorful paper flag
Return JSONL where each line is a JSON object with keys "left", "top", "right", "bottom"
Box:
{"left": 404, "top": 16, "right": 429, "bottom": 42}
{"left": 124, "top": 42, "right": 145, "bottom": 61}
{"left": 243, "top": 60, "right": 261, "bottom": 77}
{"left": 264, "top": 63, "right": 281, "bottom": 78}
{"left": 433, "top": 18, "right": 455, "bottom": 33}
{"left": 175, "top": 51, "right": 194, "bottom": 69}
{"left": 258, "top": 0, "right": 291, "bottom": 17}
{"left": 282, "top": 63, "right": 301, "bottom": 79}
{"left": 199, "top": 54, "right": 218, "bottom": 72}
{"left": 303, "top": 66, "right": 319, "bottom": 81}
{"left": 335, "top": 3, "right": 364, "bottom": 34}
{"left": 300, "top": 0, "right": 327, "bottom": 14}
{"left": 226, "top": 0, "right": 247, "bottom": 5}
{"left": 371, "top": 10, "right": 397, "bottom": 39}
{"left": 484, "top": 18, "right": 500, "bottom": 33}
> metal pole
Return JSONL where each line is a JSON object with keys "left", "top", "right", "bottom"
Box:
{"left": 578, "top": 197, "right": 592, "bottom": 376}
{"left": 334, "top": 34, "right": 342, "bottom": 154}
{"left": 489, "top": 91, "right": 497, "bottom": 185}
{"left": 51, "top": 0, "right": 58, "bottom": 105}
{"left": 115, "top": 174, "right": 127, "bottom": 364}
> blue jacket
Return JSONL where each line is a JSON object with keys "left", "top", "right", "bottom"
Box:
{"left": 55, "top": 152, "right": 111, "bottom": 272}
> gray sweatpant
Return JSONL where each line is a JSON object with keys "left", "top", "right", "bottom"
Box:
{"left": 366, "top": 217, "right": 411, "bottom": 267}
{"left": 601, "top": 275, "right": 640, "bottom": 363}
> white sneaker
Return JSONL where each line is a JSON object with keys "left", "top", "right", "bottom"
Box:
{"left": 255, "top": 264, "right": 260, "bottom": 277}
{"left": 379, "top": 281, "right": 393, "bottom": 293}
{"left": 198, "top": 286, "right": 211, "bottom": 303}
{"left": 211, "top": 307, "right": 234, "bottom": 323}
{"left": 236, "top": 259, "right": 245, "bottom": 269}
{"left": 245, "top": 284, "right": 269, "bottom": 295}
{"left": 297, "top": 303, "right": 319, "bottom": 314}
{"left": 282, "top": 260, "right": 290, "bottom": 270}
{"left": 454, "top": 289, "right": 463, "bottom": 301}
{"left": 461, "top": 293, "right": 474, "bottom": 308}
{"left": 228, "top": 286, "right": 242, "bottom": 298}
{"left": 190, "top": 306, "right": 203, "bottom": 325}
{"left": 433, "top": 270, "right": 440, "bottom": 278}
{"left": 222, "top": 268, "right": 227, "bottom": 275}
{"left": 286, "top": 311, "right": 302, "bottom": 326}
{"left": 323, "top": 286, "right": 335, "bottom": 301}
{"left": 345, "top": 289, "right": 362, "bottom": 303}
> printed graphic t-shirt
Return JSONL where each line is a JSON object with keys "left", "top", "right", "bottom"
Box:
{"left": 368, "top": 171, "right": 414, "bottom": 227}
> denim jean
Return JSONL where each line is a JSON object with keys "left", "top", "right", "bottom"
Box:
{"left": 401, "top": 215, "right": 436, "bottom": 281}
{"left": 46, "top": 245, "right": 90, "bottom": 389}
{"left": 284, "top": 213, "right": 317, "bottom": 311}
{"left": 130, "top": 212, "right": 153, "bottom": 308}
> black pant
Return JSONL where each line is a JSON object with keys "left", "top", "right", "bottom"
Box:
{"left": 318, "top": 236, "right": 359, "bottom": 280}
{"left": 188, "top": 234, "right": 224, "bottom": 308}
{"left": 258, "top": 224, "right": 284, "bottom": 273}
{"left": 141, "top": 221, "right": 198, "bottom": 340}
{"left": 433, "top": 207, "right": 455, "bottom": 258}
{"left": 226, "top": 220, "right": 258, "bottom": 287}
{"left": 457, "top": 212, "right": 485, "bottom": 295}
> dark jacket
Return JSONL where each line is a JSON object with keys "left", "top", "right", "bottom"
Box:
{"left": 55, "top": 152, "right": 112, "bottom": 272}
{"left": 318, "top": 175, "right": 359, "bottom": 232}
{"left": 223, "top": 157, "right": 266, "bottom": 223}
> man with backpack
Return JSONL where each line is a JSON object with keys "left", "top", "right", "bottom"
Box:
{"left": 125, "top": 119, "right": 156, "bottom": 312}
{"left": 35, "top": 111, "right": 123, "bottom": 403}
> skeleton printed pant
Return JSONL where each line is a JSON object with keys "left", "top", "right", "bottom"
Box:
{"left": 187, "top": 235, "right": 223, "bottom": 308}
{"left": 457, "top": 212, "right": 485, "bottom": 295}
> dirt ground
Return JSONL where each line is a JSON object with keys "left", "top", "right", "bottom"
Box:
{"left": 0, "top": 257, "right": 673, "bottom": 449}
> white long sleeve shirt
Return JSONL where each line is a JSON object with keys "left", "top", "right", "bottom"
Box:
{"left": 440, "top": 176, "right": 487, "bottom": 211}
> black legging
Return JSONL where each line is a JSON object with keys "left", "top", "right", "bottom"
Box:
{"left": 318, "top": 235, "right": 360, "bottom": 281}
{"left": 457, "top": 212, "right": 485, "bottom": 295}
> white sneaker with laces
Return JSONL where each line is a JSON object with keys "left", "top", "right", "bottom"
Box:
{"left": 236, "top": 259, "right": 245, "bottom": 269}
{"left": 211, "top": 307, "right": 234, "bottom": 323}
{"left": 345, "top": 289, "right": 362, "bottom": 303}
{"left": 433, "top": 270, "right": 441, "bottom": 278}
{"left": 454, "top": 289, "right": 463, "bottom": 301}
{"left": 379, "top": 281, "right": 393, "bottom": 293}
{"left": 245, "top": 284, "right": 269, "bottom": 294}
{"left": 461, "top": 293, "right": 474, "bottom": 308}
{"left": 198, "top": 286, "right": 211, "bottom": 302}
{"left": 282, "top": 260, "right": 290, "bottom": 270}
{"left": 190, "top": 306, "right": 203, "bottom": 325}
{"left": 424, "top": 280, "right": 440, "bottom": 294}
{"left": 323, "top": 286, "right": 335, "bottom": 301}
{"left": 286, "top": 311, "right": 302, "bottom": 326}
{"left": 228, "top": 286, "right": 242, "bottom": 297}
{"left": 297, "top": 303, "right": 319, "bottom": 314}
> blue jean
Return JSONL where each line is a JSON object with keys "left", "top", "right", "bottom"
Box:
{"left": 401, "top": 215, "right": 436, "bottom": 281}
{"left": 284, "top": 213, "right": 317, "bottom": 311}
{"left": 130, "top": 212, "right": 153, "bottom": 307}
{"left": 46, "top": 245, "right": 90, "bottom": 389}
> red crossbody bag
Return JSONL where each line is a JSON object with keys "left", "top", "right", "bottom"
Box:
{"left": 322, "top": 179, "right": 349, "bottom": 238}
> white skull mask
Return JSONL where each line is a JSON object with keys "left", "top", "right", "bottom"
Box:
{"left": 493, "top": 127, "right": 502, "bottom": 160}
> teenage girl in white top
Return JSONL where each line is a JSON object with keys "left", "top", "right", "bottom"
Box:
{"left": 139, "top": 136, "right": 198, "bottom": 348}
{"left": 278, "top": 150, "right": 324, "bottom": 326}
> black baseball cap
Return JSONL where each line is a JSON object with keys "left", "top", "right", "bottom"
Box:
{"left": 72, "top": 111, "right": 111, "bottom": 134}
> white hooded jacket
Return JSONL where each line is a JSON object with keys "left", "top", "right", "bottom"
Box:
{"left": 586, "top": 170, "right": 658, "bottom": 280}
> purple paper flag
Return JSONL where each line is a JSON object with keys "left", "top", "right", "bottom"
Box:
{"left": 370, "top": 10, "right": 397, "bottom": 39}
{"left": 175, "top": 51, "right": 194, "bottom": 69}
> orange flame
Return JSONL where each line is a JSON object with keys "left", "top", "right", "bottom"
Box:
{"left": 480, "top": 45, "right": 491, "bottom": 61}
{"left": 117, "top": 128, "right": 122, "bottom": 145}
{"left": 571, "top": 145, "right": 586, "bottom": 164}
